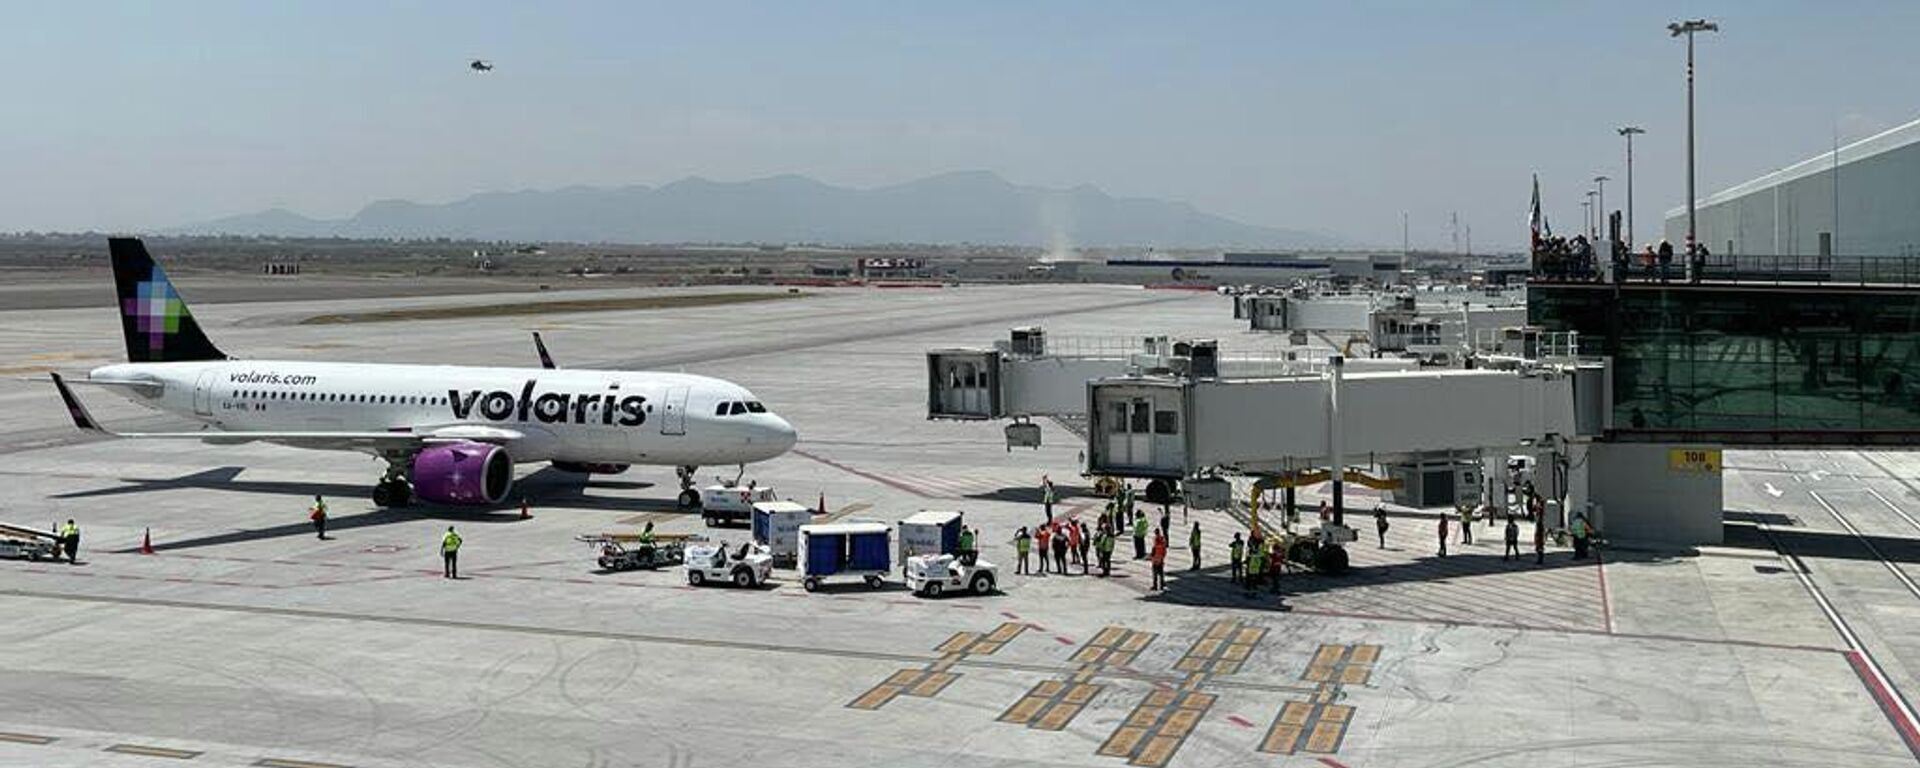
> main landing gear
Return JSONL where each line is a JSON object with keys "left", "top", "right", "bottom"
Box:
{"left": 372, "top": 462, "right": 412, "bottom": 508}
{"left": 676, "top": 465, "right": 700, "bottom": 509}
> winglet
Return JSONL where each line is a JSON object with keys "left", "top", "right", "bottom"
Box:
{"left": 533, "top": 331, "right": 557, "bottom": 369}
{"left": 50, "top": 372, "right": 105, "bottom": 432}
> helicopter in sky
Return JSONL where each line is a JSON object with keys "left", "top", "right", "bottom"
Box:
{"left": 469, "top": 59, "right": 493, "bottom": 72}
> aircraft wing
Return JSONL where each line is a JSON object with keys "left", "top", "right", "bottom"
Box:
{"left": 51, "top": 372, "right": 523, "bottom": 452}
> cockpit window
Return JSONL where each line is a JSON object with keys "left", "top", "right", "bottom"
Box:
{"left": 729, "top": 401, "right": 747, "bottom": 416}
{"left": 715, "top": 403, "right": 730, "bottom": 416}
{"left": 745, "top": 401, "right": 767, "bottom": 413}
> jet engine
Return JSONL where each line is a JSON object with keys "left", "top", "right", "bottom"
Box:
{"left": 411, "top": 442, "right": 513, "bottom": 505}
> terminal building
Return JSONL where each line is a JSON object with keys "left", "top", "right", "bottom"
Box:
{"left": 1666, "top": 115, "right": 1920, "bottom": 258}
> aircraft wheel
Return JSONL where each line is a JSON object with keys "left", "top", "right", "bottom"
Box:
{"left": 678, "top": 489, "right": 700, "bottom": 509}
{"left": 372, "top": 483, "right": 393, "bottom": 508}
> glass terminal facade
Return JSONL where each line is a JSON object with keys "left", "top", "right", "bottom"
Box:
{"left": 1529, "top": 282, "right": 1920, "bottom": 444}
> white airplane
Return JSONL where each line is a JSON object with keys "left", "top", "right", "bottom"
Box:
{"left": 51, "top": 238, "right": 797, "bottom": 509}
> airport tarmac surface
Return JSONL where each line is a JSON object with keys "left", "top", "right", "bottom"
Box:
{"left": 0, "top": 281, "right": 1916, "bottom": 767}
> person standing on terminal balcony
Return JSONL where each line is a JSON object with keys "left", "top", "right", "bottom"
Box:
{"left": 1657, "top": 239, "right": 1674, "bottom": 281}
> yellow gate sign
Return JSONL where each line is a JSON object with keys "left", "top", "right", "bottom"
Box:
{"left": 1668, "top": 448, "right": 1722, "bottom": 473}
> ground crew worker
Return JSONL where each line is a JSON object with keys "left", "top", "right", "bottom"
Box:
{"left": 1076, "top": 521, "right": 1092, "bottom": 575}
{"left": 637, "top": 521, "right": 657, "bottom": 559}
{"left": 1132, "top": 510, "right": 1149, "bottom": 559}
{"left": 1041, "top": 475, "right": 1056, "bottom": 523}
{"left": 309, "top": 495, "right": 328, "bottom": 540}
{"left": 1065, "top": 520, "right": 1081, "bottom": 567}
{"left": 1097, "top": 525, "right": 1115, "bottom": 576}
{"left": 1267, "top": 538, "right": 1285, "bottom": 594}
{"left": 1159, "top": 507, "right": 1171, "bottom": 544}
{"left": 59, "top": 519, "right": 80, "bottom": 564}
{"left": 1571, "top": 513, "right": 1592, "bottom": 560}
{"left": 1034, "top": 525, "right": 1052, "bottom": 576}
{"left": 1458, "top": 504, "right": 1473, "bottom": 544}
{"left": 1437, "top": 514, "right": 1449, "bottom": 558}
{"left": 1534, "top": 519, "right": 1546, "bottom": 565}
{"left": 1374, "top": 505, "right": 1389, "bottom": 548}
{"left": 1188, "top": 522, "right": 1202, "bottom": 570}
{"left": 958, "top": 525, "right": 977, "bottom": 566}
{"left": 1228, "top": 532, "right": 1245, "bottom": 584}
{"left": 1504, "top": 517, "right": 1521, "bottom": 561}
{"left": 1149, "top": 529, "right": 1168, "bottom": 591}
{"left": 1013, "top": 527, "right": 1032, "bottom": 574}
{"left": 1245, "top": 536, "right": 1266, "bottom": 596}
{"left": 1051, "top": 525, "right": 1069, "bottom": 574}
{"left": 440, "top": 525, "right": 462, "bottom": 578}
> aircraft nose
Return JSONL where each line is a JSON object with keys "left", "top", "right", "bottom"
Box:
{"left": 764, "top": 415, "right": 798, "bottom": 454}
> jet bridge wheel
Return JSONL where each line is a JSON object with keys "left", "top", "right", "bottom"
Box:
{"left": 1312, "top": 544, "right": 1349, "bottom": 574}
{"left": 1144, "top": 479, "right": 1175, "bottom": 505}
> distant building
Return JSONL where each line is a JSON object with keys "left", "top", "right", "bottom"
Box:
{"left": 1666, "top": 115, "right": 1920, "bottom": 257}
{"left": 263, "top": 259, "right": 301, "bottom": 276}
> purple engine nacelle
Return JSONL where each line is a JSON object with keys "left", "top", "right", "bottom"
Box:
{"left": 411, "top": 441, "right": 513, "bottom": 505}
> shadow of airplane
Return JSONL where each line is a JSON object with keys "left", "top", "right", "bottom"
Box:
{"left": 68, "top": 465, "right": 690, "bottom": 552}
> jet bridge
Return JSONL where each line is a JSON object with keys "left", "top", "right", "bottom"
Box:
{"left": 1086, "top": 365, "right": 1583, "bottom": 481}
{"left": 927, "top": 327, "right": 1419, "bottom": 449}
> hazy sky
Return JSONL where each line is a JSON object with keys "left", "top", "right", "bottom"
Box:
{"left": 6, "top": 1, "right": 1919, "bottom": 248}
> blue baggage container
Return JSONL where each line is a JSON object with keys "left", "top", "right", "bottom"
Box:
{"left": 805, "top": 530, "right": 845, "bottom": 576}
{"left": 848, "top": 530, "right": 891, "bottom": 571}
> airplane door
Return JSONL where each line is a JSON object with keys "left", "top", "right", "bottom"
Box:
{"left": 661, "top": 385, "right": 689, "bottom": 436}
{"left": 192, "top": 370, "right": 217, "bottom": 417}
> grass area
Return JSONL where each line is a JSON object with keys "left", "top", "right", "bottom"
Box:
{"left": 300, "top": 291, "right": 806, "bottom": 324}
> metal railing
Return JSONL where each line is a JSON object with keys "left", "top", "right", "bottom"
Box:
{"left": 1529, "top": 253, "right": 1920, "bottom": 288}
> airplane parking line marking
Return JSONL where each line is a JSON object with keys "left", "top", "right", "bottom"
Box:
{"left": 107, "top": 743, "right": 203, "bottom": 759}
{"left": 255, "top": 759, "right": 356, "bottom": 768}
{"left": 849, "top": 622, "right": 1027, "bottom": 710}
{"left": 0, "top": 732, "right": 56, "bottom": 745}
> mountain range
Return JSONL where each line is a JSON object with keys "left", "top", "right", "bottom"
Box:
{"left": 174, "top": 171, "right": 1346, "bottom": 249}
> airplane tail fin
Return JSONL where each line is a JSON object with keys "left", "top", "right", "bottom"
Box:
{"left": 110, "top": 237, "right": 225, "bottom": 363}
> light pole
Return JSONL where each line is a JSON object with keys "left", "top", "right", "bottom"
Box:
{"left": 1581, "top": 196, "right": 1594, "bottom": 240}
{"left": 1594, "top": 175, "right": 1610, "bottom": 240}
{"left": 1670, "top": 18, "right": 1719, "bottom": 255}
{"left": 1618, "top": 126, "right": 1644, "bottom": 248}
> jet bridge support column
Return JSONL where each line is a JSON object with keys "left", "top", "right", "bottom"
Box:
{"left": 1327, "top": 355, "right": 1345, "bottom": 526}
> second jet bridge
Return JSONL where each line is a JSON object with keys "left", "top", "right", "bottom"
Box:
{"left": 1086, "top": 367, "right": 1583, "bottom": 480}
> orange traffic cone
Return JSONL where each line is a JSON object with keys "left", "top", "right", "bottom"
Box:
{"left": 817, "top": 492, "right": 827, "bottom": 516}
{"left": 139, "top": 527, "right": 154, "bottom": 555}
{"left": 519, "top": 500, "right": 531, "bottom": 520}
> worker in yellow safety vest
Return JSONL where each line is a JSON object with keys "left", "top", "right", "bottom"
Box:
{"left": 441, "top": 526, "right": 463, "bottom": 579}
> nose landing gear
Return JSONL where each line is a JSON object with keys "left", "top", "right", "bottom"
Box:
{"left": 676, "top": 465, "right": 700, "bottom": 508}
